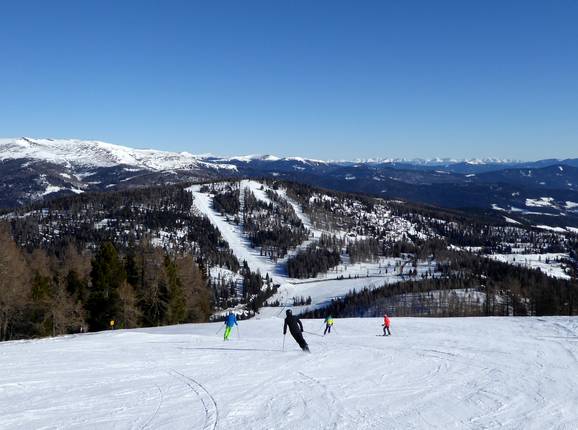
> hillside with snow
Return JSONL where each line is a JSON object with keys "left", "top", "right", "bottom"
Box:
{"left": 1, "top": 317, "right": 577, "bottom": 429}
{"left": 3, "top": 176, "right": 576, "bottom": 321}
{"left": 188, "top": 180, "right": 577, "bottom": 315}
{"left": 1, "top": 144, "right": 578, "bottom": 429}
{"left": 187, "top": 180, "right": 439, "bottom": 316}
{"left": 2, "top": 137, "right": 578, "bottom": 233}
{"left": 0, "top": 137, "right": 235, "bottom": 171}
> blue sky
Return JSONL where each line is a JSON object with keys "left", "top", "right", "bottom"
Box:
{"left": 1, "top": 0, "right": 577, "bottom": 160}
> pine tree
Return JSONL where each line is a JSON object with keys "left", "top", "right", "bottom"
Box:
{"left": 87, "top": 242, "right": 126, "bottom": 331}
{"left": 165, "top": 256, "right": 186, "bottom": 324}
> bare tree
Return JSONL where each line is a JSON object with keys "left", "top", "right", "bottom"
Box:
{"left": 0, "top": 223, "right": 31, "bottom": 341}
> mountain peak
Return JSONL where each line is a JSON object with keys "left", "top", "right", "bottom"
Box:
{"left": 0, "top": 137, "right": 237, "bottom": 172}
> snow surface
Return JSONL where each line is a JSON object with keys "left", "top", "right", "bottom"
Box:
{"left": 2, "top": 317, "right": 578, "bottom": 429}
{"left": 40, "top": 185, "right": 66, "bottom": 196}
{"left": 240, "top": 179, "right": 274, "bottom": 206}
{"left": 535, "top": 225, "right": 568, "bottom": 233}
{"left": 219, "top": 154, "right": 282, "bottom": 162}
{"left": 525, "top": 197, "right": 556, "bottom": 208}
{"left": 0, "top": 137, "right": 237, "bottom": 172}
{"left": 261, "top": 257, "right": 437, "bottom": 316}
{"left": 487, "top": 253, "right": 570, "bottom": 280}
{"left": 39, "top": 185, "right": 84, "bottom": 197}
{"left": 188, "top": 184, "right": 278, "bottom": 280}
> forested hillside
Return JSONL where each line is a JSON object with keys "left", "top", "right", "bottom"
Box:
{"left": 0, "top": 184, "right": 263, "bottom": 340}
{"left": 1, "top": 178, "right": 577, "bottom": 341}
{"left": 0, "top": 225, "right": 210, "bottom": 341}
{"left": 302, "top": 251, "right": 578, "bottom": 319}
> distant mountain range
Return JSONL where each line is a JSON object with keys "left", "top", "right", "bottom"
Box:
{"left": 1, "top": 137, "right": 578, "bottom": 228}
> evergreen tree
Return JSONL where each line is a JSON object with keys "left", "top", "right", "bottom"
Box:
{"left": 165, "top": 256, "right": 187, "bottom": 324}
{"left": 87, "top": 242, "right": 126, "bottom": 331}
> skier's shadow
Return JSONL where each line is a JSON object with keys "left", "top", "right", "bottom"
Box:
{"left": 179, "top": 346, "right": 282, "bottom": 352}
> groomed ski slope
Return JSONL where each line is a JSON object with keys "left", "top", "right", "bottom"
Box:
{"left": 2, "top": 317, "right": 578, "bottom": 429}
{"left": 187, "top": 183, "right": 438, "bottom": 316}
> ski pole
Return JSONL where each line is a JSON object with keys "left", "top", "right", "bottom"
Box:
{"left": 282, "top": 334, "right": 286, "bottom": 352}
{"left": 216, "top": 324, "right": 225, "bottom": 335}
{"left": 236, "top": 326, "right": 240, "bottom": 339}
{"left": 303, "top": 330, "right": 324, "bottom": 337}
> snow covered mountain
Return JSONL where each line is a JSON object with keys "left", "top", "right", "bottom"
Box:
{"left": 0, "top": 137, "right": 331, "bottom": 172}
{"left": 2, "top": 137, "right": 575, "bottom": 175}
{"left": 0, "top": 137, "right": 236, "bottom": 171}
{"left": 2, "top": 137, "right": 578, "bottom": 231}
{"left": 0, "top": 138, "right": 329, "bottom": 207}
{"left": 0, "top": 137, "right": 241, "bottom": 207}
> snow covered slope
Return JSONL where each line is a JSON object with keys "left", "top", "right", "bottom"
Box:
{"left": 2, "top": 137, "right": 574, "bottom": 171}
{"left": 0, "top": 137, "right": 236, "bottom": 171}
{"left": 1, "top": 317, "right": 577, "bottom": 429}
{"left": 187, "top": 183, "right": 437, "bottom": 316}
{"left": 0, "top": 137, "right": 242, "bottom": 207}
{"left": 488, "top": 253, "right": 571, "bottom": 280}
{"left": 3, "top": 137, "right": 578, "bottom": 233}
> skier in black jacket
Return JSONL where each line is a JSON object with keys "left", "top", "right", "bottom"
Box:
{"left": 283, "top": 309, "right": 309, "bottom": 352}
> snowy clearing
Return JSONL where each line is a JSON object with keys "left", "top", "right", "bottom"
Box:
{"left": 1, "top": 317, "right": 577, "bottom": 429}
{"left": 487, "top": 253, "right": 570, "bottom": 280}
{"left": 525, "top": 197, "right": 556, "bottom": 208}
{"left": 263, "top": 258, "right": 438, "bottom": 316}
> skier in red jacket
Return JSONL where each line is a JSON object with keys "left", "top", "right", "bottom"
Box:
{"left": 382, "top": 314, "right": 391, "bottom": 336}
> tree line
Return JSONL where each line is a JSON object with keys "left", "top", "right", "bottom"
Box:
{"left": 7, "top": 184, "right": 240, "bottom": 272}
{"left": 301, "top": 251, "right": 578, "bottom": 319}
{"left": 242, "top": 188, "right": 309, "bottom": 260}
{"left": 0, "top": 224, "right": 212, "bottom": 341}
{"left": 287, "top": 235, "right": 342, "bottom": 279}
{"left": 211, "top": 185, "right": 241, "bottom": 216}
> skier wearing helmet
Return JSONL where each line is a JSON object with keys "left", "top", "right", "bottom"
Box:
{"left": 382, "top": 314, "right": 391, "bottom": 336}
{"left": 223, "top": 312, "right": 238, "bottom": 340}
{"left": 283, "top": 309, "right": 309, "bottom": 352}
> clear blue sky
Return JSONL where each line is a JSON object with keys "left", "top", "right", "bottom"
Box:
{"left": 1, "top": 0, "right": 577, "bottom": 160}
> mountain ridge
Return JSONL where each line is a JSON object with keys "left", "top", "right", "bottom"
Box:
{"left": 1, "top": 137, "right": 578, "bottom": 231}
{"left": 2, "top": 137, "right": 576, "bottom": 169}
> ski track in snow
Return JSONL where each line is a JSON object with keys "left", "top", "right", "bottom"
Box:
{"left": 2, "top": 317, "right": 578, "bottom": 429}
{"left": 168, "top": 369, "right": 219, "bottom": 430}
